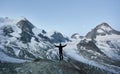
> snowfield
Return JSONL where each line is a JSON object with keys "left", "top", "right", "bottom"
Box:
{"left": 0, "top": 52, "right": 30, "bottom": 63}
{"left": 96, "top": 34, "right": 120, "bottom": 60}
{"left": 63, "top": 39, "right": 120, "bottom": 74}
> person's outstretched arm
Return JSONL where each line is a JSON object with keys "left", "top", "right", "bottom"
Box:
{"left": 62, "top": 44, "right": 67, "bottom": 47}
{"left": 54, "top": 45, "right": 59, "bottom": 47}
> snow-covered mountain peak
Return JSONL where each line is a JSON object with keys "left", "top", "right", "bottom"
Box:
{"left": 86, "top": 23, "right": 120, "bottom": 39}
{"left": 71, "top": 33, "right": 80, "bottom": 39}
{"left": 17, "top": 16, "right": 27, "bottom": 21}
{"left": 16, "top": 17, "right": 35, "bottom": 29}
{"left": 95, "top": 22, "right": 112, "bottom": 32}
{"left": 0, "top": 17, "right": 16, "bottom": 25}
{"left": 96, "top": 22, "right": 111, "bottom": 28}
{"left": 0, "top": 17, "right": 28, "bottom": 25}
{"left": 71, "top": 33, "right": 84, "bottom": 39}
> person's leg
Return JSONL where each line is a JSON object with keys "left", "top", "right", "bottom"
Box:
{"left": 59, "top": 54, "right": 63, "bottom": 60}
{"left": 61, "top": 54, "right": 63, "bottom": 60}
{"left": 59, "top": 54, "right": 61, "bottom": 60}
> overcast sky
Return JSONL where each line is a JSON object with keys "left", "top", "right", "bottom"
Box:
{"left": 0, "top": 0, "right": 120, "bottom": 36}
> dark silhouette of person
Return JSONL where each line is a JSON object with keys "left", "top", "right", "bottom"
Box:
{"left": 55, "top": 43, "right": 67, "bottom": 60}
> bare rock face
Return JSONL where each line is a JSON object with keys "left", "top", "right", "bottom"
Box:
{"left": 16, "top": 18, "right": 34, "bottom": 43}
{"left": 0, "top": 58, "right": 114, "bottom": 74}
{"left": 77, "top": 39, "right": 104, "bottom": 55}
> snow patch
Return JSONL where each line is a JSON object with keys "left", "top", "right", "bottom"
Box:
{"left": 97, "top": 29, "right": 104, "bottom": 33}
{"left": 0, "top": 51, "right": 29, "bottom": 63}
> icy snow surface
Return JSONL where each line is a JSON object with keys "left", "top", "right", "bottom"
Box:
{"left": 63, "top": 38, "right": 120, "bottom": 74}
{"left": 97, "top": 29, "right": 104, "bottom": 33}
{"left": 0, "top": 52, "right": 29, "bottom": 63}
{"left": 98, "top": 24, "right": 112, "bottom": 31}
{"left": 96, "top": 34, "right": 120, "bottom": 60}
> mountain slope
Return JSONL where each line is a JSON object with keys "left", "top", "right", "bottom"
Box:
{"left": 85, "top": 23, "right": 120, "bottom": 61}
{"left": 65, "top": 23, "right": 120, "bottom": 74}
{"left": 0, "top": 17, "right": 69, "bottom": 63}
{"left": 0, "top": 59, "right": 115, "bottom": 74}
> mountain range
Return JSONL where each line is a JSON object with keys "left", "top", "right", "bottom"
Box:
{"left": 0, "top": 17, "right": 120, "bottom": 74}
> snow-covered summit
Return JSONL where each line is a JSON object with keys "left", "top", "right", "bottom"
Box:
{"left": 71, "top": 33, "right": 80, "bottom": 39}
{"left": 95, "top": 22, "right": 112, "bottom": 32}
{"left": 86, "top": 23, "right": 120, "bottom": 39}
{"left": 0, "top": 17, "right": 26, "bottom": 24}
{"left": 71, "top": 33, "right": 84, "bottom": 39}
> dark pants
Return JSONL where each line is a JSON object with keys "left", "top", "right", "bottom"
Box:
{"left": 59, "top": 53, "right": 63, "bottom": 60}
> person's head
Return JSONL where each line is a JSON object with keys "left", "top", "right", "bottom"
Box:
{"left": 60, "top": 43, "right": 62, "bottom": 46}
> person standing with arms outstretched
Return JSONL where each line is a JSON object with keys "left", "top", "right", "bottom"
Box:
{"left": 55, "top": 43, "right": 67, "bottom": 60}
